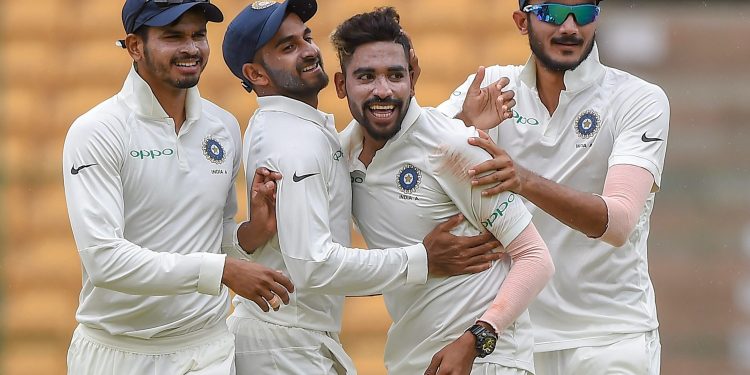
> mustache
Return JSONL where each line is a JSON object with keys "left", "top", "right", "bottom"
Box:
{"left": 171, "top": 52, "right": 203, "bottom": 63}
{"left": 363, "top": 97, "right": 403, "bottom": 109}
{"left": 551, "top": 35, "right": 584, "bottom": 45}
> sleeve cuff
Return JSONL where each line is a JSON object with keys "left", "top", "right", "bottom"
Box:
{"left": 197, "top": 253, "right": 227, "bottom": 295}
{"left": 404, "top": 243, "right": 428, "bottom": 285}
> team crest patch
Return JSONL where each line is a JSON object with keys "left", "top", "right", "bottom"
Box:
{"left": 251, "top": 1, "right": 277, "bottom": 10}
{"left": 203, "top": 137, "right": 226, "bottom": 164}
{"left": 397, "top": 164, "right": 422, "bottom": 194}
{"left": 574, "top": 110, "right": 601, "bottom": 139}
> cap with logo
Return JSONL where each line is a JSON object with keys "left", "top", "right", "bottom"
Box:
{"left": 222, "top": 0, "right": 317, "bottom": 92}
{"left": 119, "top": 0, "right": 223, "bottom": 47}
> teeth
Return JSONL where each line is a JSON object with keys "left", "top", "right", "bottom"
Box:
{"left": 175, "top": 60, "right": 198, "bottom": 67}
{"left": 370, "top": 105, "right": 395, "bottom": 110}
{"left": 302, "top": 62, "right": 318, "bottom": 72}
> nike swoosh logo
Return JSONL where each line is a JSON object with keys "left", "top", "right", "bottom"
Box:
{"left": 641, "top": 133, "right": 664, "bottom": 143}
{"left": 71, "top": 163, "right": 98, "bottom": 175}
{"left": 293, "top": 172, "right": 319, "bottom": 182}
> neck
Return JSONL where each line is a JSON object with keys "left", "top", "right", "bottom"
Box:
{"left": 534, "top": 60, "right": 566, "bottom": 115}
{"left": 358, "top": 133, "right": 387, "bottom": 168}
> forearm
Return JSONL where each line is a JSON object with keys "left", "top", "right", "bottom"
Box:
{"left": 282, "top": 242, "right": 427, "bottom": 296}
{"left": 479, "top": 223, "right": 554, "bottom": 332}
{"left": 79, "top": 241, "right": 225, "bottom": 296}
{"left": 235, "top": 220, "right": 274, "bottom": 254}
{"left": 597, "top": 165, "right": 654, "bottom": 246}
{"left": 520, "top": 167, "right": 608, "bottom": 238}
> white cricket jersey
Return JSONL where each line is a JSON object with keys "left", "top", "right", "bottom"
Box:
{"left": 232, "top": 95, "right": 428, "bottom": 333}
{"left": 62, "top": 67, "right": 242, "bottom": 339}
{"left": 438, "top": 46, "right": 670, "bottom": 352}
{"left": 340, "top": 98, "right": 535, "bottom": 374}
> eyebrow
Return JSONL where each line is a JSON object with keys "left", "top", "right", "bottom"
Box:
{"left": 274, "top": 27, "right": 312, "bottom": 48}
{"left": 352, "top": 65, "right": 407, "bottom": 75}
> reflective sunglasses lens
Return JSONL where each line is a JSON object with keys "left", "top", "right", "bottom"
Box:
{"left": 537, "top": 4, "right": 599, "bottom": 26}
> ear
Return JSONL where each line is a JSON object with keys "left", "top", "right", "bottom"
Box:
{"left": 513, "top": 11, "right": 529, "bottom": 35}
{"left": 242, "top": 62, "right": 269, "bottom": 88}
{"left": 125, "top": 33, "right": 145, "bottom": 61}
{"left": 334, "top": 72, "right": 346, "bottom": 99}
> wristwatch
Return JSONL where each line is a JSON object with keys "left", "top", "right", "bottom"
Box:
{"left": 466, "top": 324, "right": 498, "bottom": 358}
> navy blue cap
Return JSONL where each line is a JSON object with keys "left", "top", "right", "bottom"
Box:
{"left": 122, "top": 0, "right": 223, "bottom": 34}
{"left": 223, "top": 0, "right": 317, "bottom": 90}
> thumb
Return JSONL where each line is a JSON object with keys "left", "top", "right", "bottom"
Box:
{"left": 477, "top": 129, "right": 491, "bottom": 141}
{"left": 424, "top": 353, "right": 443, "bottom": 375}
{"left": 438, "top": 213, "right": 464, "bottom": 231}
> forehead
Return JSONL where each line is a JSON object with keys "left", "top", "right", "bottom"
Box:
{"left": 347, "top": 41, "right": 407, "bottom": 70}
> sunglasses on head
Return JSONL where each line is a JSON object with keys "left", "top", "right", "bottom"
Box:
{"left": 523, "top": 3, "right": 601, "bottom": 26}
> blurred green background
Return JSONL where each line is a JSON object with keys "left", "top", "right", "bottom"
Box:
{"left": 2, "top": 0, "right": 749, "bottom": 374}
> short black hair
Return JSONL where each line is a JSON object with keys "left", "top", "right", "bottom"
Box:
{"left": 330, "top": 7, "right": 412, "bottom": 71}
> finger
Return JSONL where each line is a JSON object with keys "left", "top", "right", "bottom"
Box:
{"left": 465, "top": 239, "right": 503, "bottom": 257}
{"left": 267, "top": 294, "right": 282, "bottom": 310}
{"left": 269, "top": 282, "right": 291, "bottom": 305}
{"left": 436, "top": 213, "right": 464, "bottom": 232}
{"left": 249, "top": 295, "right": 270, "bottom": 312}
{"left": 462, "top": 264, "right": 494, "bottom": 274}
{"left": 468, "top": 252, "right": 506, "bottom": 267}
{"left": 481, "top": 182, "right": 514, "bottom": 196}
{"left": 467, "top": 66, "right": 486, "bottom": 95}
{"left": 496, "top": 77, "right": 510, "bottom": 90}
{"left": 473, "top": 169, "right": 514, "bottom": 187}
{"left": 468, "top": 159, "right": 503, "bottom": 179}
{"left": 254, "top": 167, "right": 271, "bottom": 177}
{"left": 273, "top": 271, "right": 295, "bottom": 294}
{"left": 424, "top": 353, "right": 443, "bottom": 375}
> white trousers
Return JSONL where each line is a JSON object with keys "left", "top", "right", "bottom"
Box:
{"left": 67, "top": 324, "right": 235, "bottom": 375}
{"left": 227, "top": 315, "right": 356, "bottom": 375}
{"left": 471, "top": 363, "right": 532, "bottom": 375}
{"left": 533, "top": 330, "right": 661, "bottom": 375}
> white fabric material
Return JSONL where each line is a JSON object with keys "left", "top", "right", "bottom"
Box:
{"left": 67, "top": 324, "right": 235, "bottom": 375}
{"left": 340, "top": 98, "right": 544, "bottom": 375}
{"left": 232, "top": 95, "right": 428, "bottom": 335}
{"left": 533, "top": 330, "right": 661, "bottom": 375}
{"left": 438, "top": 46, "right": 670, "bottom": 352}
{"left": 228, "top": 312, "right": 355, "bottom": 375}
{"left": 597, "top": 165, "right": 655, "bottom": 247}
{"left": 471, "top": 364, "right": 531, "bottom": 375}
{"left": 63, "top": 67, "right": 241, "bottom": 339}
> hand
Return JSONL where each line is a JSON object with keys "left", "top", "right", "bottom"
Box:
{"left": 424, "top": 332, "right": 477, "bottom": 375}
{"left": 423, "top": 214, "right": 503, "bottom": 277}
{"left": 458, "top": 67, "right": 515, "bottom": 131}
{"left": 222, "top": 257, "right": 294, "bottom": 312}
{"left": 468, "top": 130, "right": 530, "bottom": 197}
{"left": 238, "top": 167, "right": 282, "bottom": 253}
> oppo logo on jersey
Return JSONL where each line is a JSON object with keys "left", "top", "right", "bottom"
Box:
{"left": 512, "top": 110, "right": 540, "bottom": 126}
{"left": 481, "top": 193, "right": 516, "bottom": 229}
{"left": 130, "top": 148, "right": 175, "bottom": 159}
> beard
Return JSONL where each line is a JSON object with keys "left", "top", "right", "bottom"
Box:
{"left": 353, "top": 96, "right": 410, "bottom": 141}
{"left": 262, "top": 56, "right": 329, "bottom": 99}
{"left": 528, "top": 20, "right": 595, "bottom": 72}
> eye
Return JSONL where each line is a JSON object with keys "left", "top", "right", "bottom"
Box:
{"left": 304, "top": 35, "right": 314, "bottom": 43}
{"left": 389, "top": 72, "right": 405, "bottom": 81}
{"left": 282, "top": 43, "right": 295, "bottom": 52}
{"left": 357, "top": 73, "right": 374, "bottom": 81}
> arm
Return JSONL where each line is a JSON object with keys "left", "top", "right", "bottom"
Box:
{"left": 425, "top": 224, "right": 553, "bottom": 375}
{"left": 63, "top": 118, "right": 226, "bottom": 296}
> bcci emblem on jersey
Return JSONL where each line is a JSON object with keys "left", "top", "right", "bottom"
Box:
{"left": 397, "top": 164, "right": 422, "bottom": 194}
{"left": 202, "top": 137, "right": 226, "bottom": 164}
{"left": 574, "top": 110, "right": 601, "bottom": 139}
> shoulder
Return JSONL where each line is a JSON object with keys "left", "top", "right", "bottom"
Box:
{"left": 605, "top": 68, "right": 669, "bottom": 108}
{"left": 249, "top": 111, "right": 333, "bottom": 157}
{"left": 66, "top": 96, "right": 127, "bottom": 147}
{"left": 201, "top": 98, "right": 241, "bottom": 137}
{"left": 417, "top": 107, "right": 479, "bottom": 147}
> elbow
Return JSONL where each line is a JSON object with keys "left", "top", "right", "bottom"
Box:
{"left": 602, "top": 233, "right": 629, "bottom": 248}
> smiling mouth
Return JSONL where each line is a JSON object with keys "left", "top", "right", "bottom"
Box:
{"left": 369, "top": 103, "right": 396, "bottom": 119}
{"left": 175, "top": 58, "right": 200, "bottom": 68}
{"left": 301, "top": 61, "right": 320, "bottom": 73}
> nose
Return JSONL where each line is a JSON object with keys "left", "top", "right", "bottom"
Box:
{"left": 372, "top": 76, "right": 393, "bottom": 99}
{"left": 300, "top": 40, "right": 318, "bottom": 60}
{"left": 182, "top": 39, "right": 200, "bottom": 55}
{"left": 559, "top": 14, "right": 580, "bottom": 34}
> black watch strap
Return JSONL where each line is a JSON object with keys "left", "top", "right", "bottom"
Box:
{"left": 467, "top": 324, "right": 498, "bottom": 358}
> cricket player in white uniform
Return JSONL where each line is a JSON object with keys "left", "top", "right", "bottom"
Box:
{"left": 63, "top": 1, "right": 295, "bottom": 374}
{"left": 438, "top": 1, "right": 670, "bottom": 374}
{"left": 331, "top": 8, "right": 555, "bottom": 375}
{"left": 220, "top": 1, "right": 506, "bottom": 373}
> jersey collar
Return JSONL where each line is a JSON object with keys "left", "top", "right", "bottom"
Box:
{"left": 387, "top": 96, "right": 422, "bottom": 144}
{"left": 119, "top": 66, "right": 202, "bottom": 124}
{"left": 519, "top": 43, "right": 606, "bottom": 93}
{"left": 256, "top": 95, "right": 329, "bottom": 127}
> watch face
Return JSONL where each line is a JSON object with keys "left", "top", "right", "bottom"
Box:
{"left": 482, "top": 336, "right": 497, "bottom": 354}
